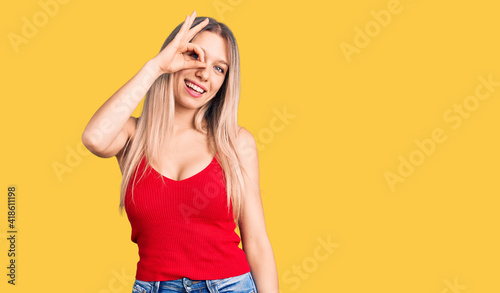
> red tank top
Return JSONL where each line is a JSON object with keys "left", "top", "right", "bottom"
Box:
{"left": 124, "top": 153, "right": 251, "bottom": 281}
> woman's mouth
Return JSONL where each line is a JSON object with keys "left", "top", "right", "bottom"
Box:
{"left": 184, "top": 80, "right": 206, "bottom": 97}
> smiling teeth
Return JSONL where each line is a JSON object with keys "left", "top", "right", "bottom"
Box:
{"left": 186, "top": 81, "right": 205, "bottom": 94}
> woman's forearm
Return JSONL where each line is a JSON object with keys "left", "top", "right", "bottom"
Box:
{"left": 246, "top": 240, "right": 280, "bottom": 293}
{"left": 82, "top": 59, "right": 161, "bottom": 152}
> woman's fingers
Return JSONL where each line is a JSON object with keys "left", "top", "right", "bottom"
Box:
{"left": 178, "top": 11, "right": 196, "bottom": 41}
{"left": 184, "top": 18, "right": 209, "bottom": 42}
{"left": 174, "top": 11, "right": 209, "bottom": 47}
{"left": 179, "top": 12, "right": 209, "bottom": 44}
{"left": 184, "top": 58, "right": 207, "bottom": 70}
{"left": 153, "top": 11, "right": 206, "bottom": 74}
{"left": 183, "top": 43, "right": 206, "bottom": 69}
{"left": 187, "top": 43, "right": 205, "bottom": 63}
{"left": 174, "top": 12, "right": 193, "bottom": 43}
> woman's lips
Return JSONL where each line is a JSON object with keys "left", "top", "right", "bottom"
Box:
{"left": 185, "top": 82, "right": 203, "bottom": 97}
{"left": 185, "top": 79, "right": 206, "bottom": 91}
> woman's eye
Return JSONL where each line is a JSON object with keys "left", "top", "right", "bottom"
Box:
{"left": 190, "top": 53, "right": 224, "bottom": 73}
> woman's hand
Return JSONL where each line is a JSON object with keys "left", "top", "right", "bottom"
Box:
{"left": 151, "top": 11, "right": 209, "bottom": 75}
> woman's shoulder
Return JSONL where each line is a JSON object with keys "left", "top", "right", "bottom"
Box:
{"left": 236, "top": 125, "right": 257, "bottom": 155}
{"left": 237, "top": 125, "right": 256, "bottom": 143}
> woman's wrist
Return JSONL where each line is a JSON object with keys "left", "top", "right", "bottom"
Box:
{"left": 146, "top": 57, "right": 164, "bottom": 78}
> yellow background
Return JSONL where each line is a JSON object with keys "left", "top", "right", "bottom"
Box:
{"left": 1, "top": 0, "right": 499, "bottom": 292}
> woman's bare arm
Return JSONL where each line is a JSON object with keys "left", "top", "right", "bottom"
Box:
{"left": 82, "top": 11, "right": 209, "bottom": 159}
{"left": 81, "top": 59, "right": 161, "bottom": 158}
{"left": 237, "top": 127, "right": 280, "bottom": 293}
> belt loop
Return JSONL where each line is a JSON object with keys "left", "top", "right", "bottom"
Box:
{"left": 153, "top": 281, "right": 160, "bottom": 293}
{"left": 206, "top": 279, "right": 217, "bottom": 293}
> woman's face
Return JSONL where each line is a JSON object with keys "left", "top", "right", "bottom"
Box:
{"left": 173, "top": 31, "right": 229, "bottom": 110}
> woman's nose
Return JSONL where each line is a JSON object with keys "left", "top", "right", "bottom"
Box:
{"left": 195, "top": 66, "right": 209, "bottom": 80}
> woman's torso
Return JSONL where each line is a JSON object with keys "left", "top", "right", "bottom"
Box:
{"left": 121, "top": 123, "right": 250, "bottom": 281}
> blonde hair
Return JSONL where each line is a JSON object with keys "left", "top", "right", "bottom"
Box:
{"left": 117, "top": 17, "right": 250, "bottom": 223}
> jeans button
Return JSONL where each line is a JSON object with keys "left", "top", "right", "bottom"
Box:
{"left": 186, "top": 279, "right": 193, "bottom": 286}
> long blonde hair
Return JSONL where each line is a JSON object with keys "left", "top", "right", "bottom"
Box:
{"left": 117, "top": 17, "right": 251, "bottom": 223}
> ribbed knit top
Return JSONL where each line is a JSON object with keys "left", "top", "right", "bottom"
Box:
{"left": 124, "top": 153, "right": 251, "bottom": 281}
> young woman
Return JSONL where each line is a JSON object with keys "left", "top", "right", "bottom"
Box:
{"left": 82, "top": 10, "right": 279, "bottom": 293}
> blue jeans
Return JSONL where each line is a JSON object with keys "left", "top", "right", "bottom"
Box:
{"left": 131, "top": 271, "right": 258, "bottom": 293}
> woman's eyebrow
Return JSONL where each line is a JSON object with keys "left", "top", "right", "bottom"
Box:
{"left": 200, "top": 47, "right": 228, "bottom": 67}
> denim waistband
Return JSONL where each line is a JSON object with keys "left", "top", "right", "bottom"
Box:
{"left": 134, "top": 278, "right": 208, "bottom": 292}
{"left": 132, "top": 271, "right": 256, "bottom": 293}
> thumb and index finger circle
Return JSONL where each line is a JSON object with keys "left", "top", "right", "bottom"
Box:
{"left": 185, "top": 43, "right": 205, "bottom": 62}
{"left": 183, "top": 43, "right": 207, "bottom": 69}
